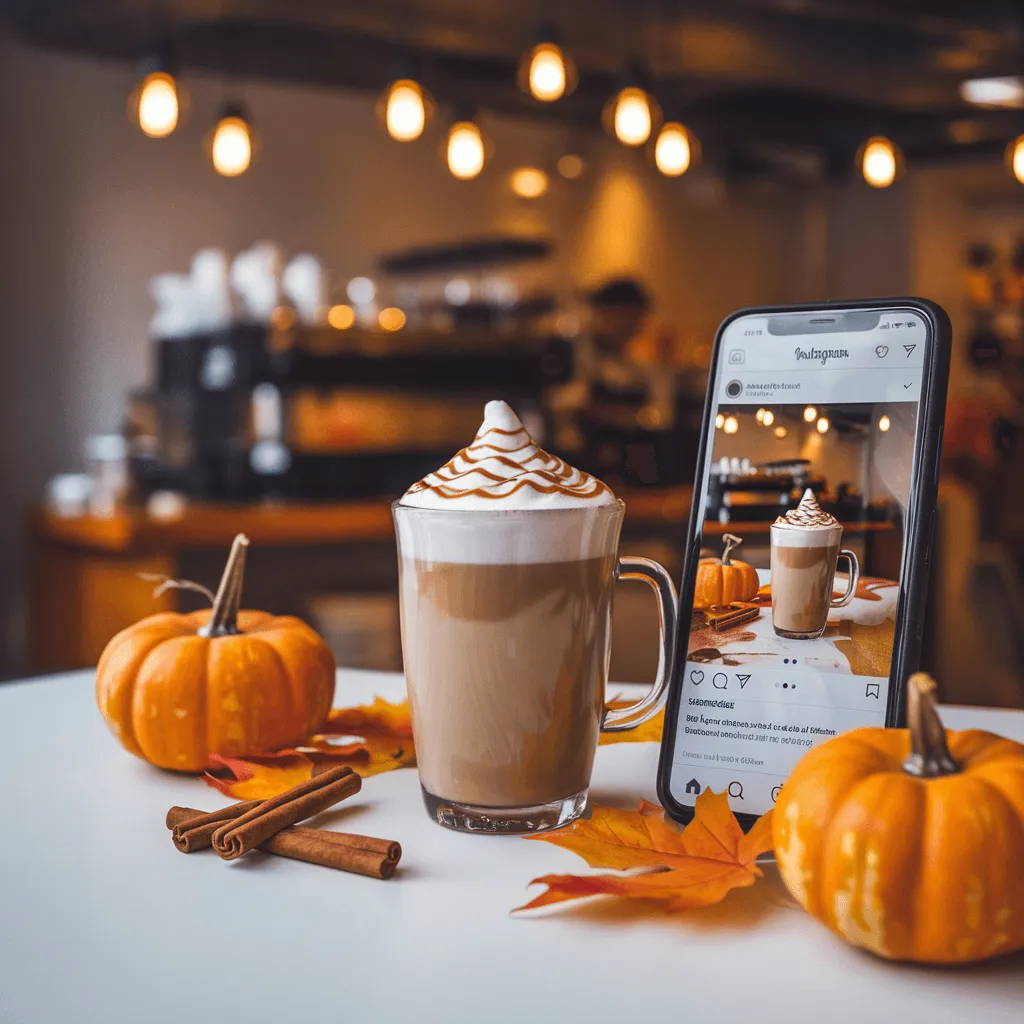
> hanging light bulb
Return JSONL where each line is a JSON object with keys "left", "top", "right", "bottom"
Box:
{"left": 816, "top": 416, "right": 830, "bottom": 434}
{"left": 859, "top": 136, "right": 900, "bottom": 188}
{"left": 210, "top": 105, "right": 253, "bottom": 177}
{"left": 762, "top": 410, "right": 775, "bottom": 427}
{"left": 655, "top": 122, "right": 693, "bottom": 176}
{"left": 383, "top": 79, "right": 427, "bottom": 141}
{"left": 525, "top": 43, "right": 567, "bottom": 102}
{"left": 612, "top": 87, "right": 653, "bottom": 146}
{"left": 723, "top": 415, "right": 739, "bottom": 435}
{"left": 447, "top": 120, "right": 485, "bottom": 180}
{"left": 878, "top": 414, "right": 891, "bottom": 433}
{"left": 803, "top": 405, "right": 818, "bottom": 423}
{"left": 1006, "top": 135, "right": 1024, "bottom": 183}
{"left": 134, "top": 69, "right": 179, "bottom": 138}
{"left": 715, "top": 413, "right": 725, "bottom": 430}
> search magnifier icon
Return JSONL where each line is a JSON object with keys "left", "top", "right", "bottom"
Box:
{"left": 728, "top": 781, "right": 745, "bottom": 800}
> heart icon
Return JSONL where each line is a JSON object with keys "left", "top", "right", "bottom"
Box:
{"left": 875, "top": 345, "right": 889, "bottom": 358}
{"left": 689, "top": 669, "right": 704, "bottom": 686}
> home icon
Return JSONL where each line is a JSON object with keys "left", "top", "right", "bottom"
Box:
{"left": 685, "top": 778, "right": 701, "bottom": 795}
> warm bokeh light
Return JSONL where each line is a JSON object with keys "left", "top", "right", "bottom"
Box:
{"left": 385, "top": 80, "right": 426, "bottom": 141}
{"left": 762, "top": 410, "right": 775, "bottom": 426}
{"left": 613, "top": 88, "right": 652, "bottom": 146}
{"left": 1008, "top": 135, "right": 1024, "bottom": 184}
{"left": 212, "top": 115, "right": 252, "bottom": 176}
{"left": 137, "top": 72, "right": 178, "bottom": 138}
{"left": 860, "top": 136, "right": 898, "bottom": 188}
{"left": 270, "top": 305, "right": 295, "bottom": 330}
{"left": 655, "top": 123, "right": 691, "bottom": 176}
{"left": 755, "top": 408, "right": 765, "bottom": 423}
{"left": 510, "top": 167, "right": 549, "bottom": 198}
{"left": 715, "top": 413, "right": 725, "bottom": 429}
{"left": 378, "top": 307, "right": 406, "bottom": 331}
{"left": 723, "top": 415, "right": 739, "bottom": 435}
{"left": 327, "top": 304, "right": 355, "bottom": 330}
{"left": 347, "top": 277, "right": 375, "bottom": 304}
{"left": 447, "top": 121, "right": 485, "bottom": 179}
{"left": 526, "top": 43, "right": 568, "bottom": 102}
{"left": 878, "top": 414, "right": 891, "bottom": 432}
{"left": 803, "top": 405, "right": 818, "bottom": 422}
{"left": 816, "top": 416, "right": 830, "bottom": 434}
{"left": 557, "top": 154, "right": 585, "bottom": 179}
{"left": 774, "top": 425, "right": 788, "bottom": 438}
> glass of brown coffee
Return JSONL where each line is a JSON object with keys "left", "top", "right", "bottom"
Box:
{"left": 769, "top": 489, "right": 860, "bottom": 640}
{"left": 394, "top": 402, "right": 677, "bottom": 834}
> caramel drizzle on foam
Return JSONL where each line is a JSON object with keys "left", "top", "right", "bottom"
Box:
{"left": 775, "top": 489, "right": 837, "bottom": 528}
{"left": 406, "top": 424, "right": 612, "bottom": 502}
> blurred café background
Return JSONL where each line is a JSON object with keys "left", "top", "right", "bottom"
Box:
{"left": 3, "top": 1, "right": 1024, "bottom": 707}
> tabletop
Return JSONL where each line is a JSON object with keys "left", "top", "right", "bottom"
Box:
{"left": 1, "top": 670, "right": 1023, "bottom": 1024}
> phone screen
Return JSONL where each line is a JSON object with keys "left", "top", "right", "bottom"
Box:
{"left": 667, "top": 307, "right": 930, "bottom": 817}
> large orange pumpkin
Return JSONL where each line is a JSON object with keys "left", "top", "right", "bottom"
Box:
{"left": 774, "top": 673, "right": 1024, "bottom": 963}
{"left": 96, "top": 534, "right": 335, "bottom": 772}
{"left": 694, "top": 533, "right": 759, "bottom": 609}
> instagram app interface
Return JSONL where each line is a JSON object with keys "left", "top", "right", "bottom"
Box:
{"left": 670, "top": 309, "right": 928, "bottom": 816}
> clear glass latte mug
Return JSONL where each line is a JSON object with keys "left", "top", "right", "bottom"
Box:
{"left": 394, "top": 499, "right": 677, "bottom": 834}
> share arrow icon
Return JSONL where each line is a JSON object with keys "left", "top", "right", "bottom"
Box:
{"left": 736, "top": 674, "right": 751, "bottom": 688}
{"left": 903, "top": 344, "right": 916, "bottom": 356}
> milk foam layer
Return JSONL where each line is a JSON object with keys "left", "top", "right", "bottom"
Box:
{"left": 772, "top": 489, "right": 841, "bottom": 548}
{"left": 401, "top": 400, "right": 616, "bottom": 510}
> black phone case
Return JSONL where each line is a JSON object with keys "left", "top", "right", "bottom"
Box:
{"left": 656, "top": 297, "right": 952, "bottom": 829}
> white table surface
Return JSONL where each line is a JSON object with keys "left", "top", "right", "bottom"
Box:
{"left": 1, "top": 669, "right": 1023, "bottom": 1024}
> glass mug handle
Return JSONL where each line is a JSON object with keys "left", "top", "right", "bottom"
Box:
{"left": 830, "top": 550, "right": 860, "bottom": 609}
{"left": 602, "top": 556, "right": 679, "bottom": 733}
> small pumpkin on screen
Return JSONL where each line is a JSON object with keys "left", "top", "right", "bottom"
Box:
{"left": 693, "top": 533, "right": 759, "bottom": 609}
{"left": 774, "top": 673, "right": 1024, "bottom": 964}
{"left": 95, "top": 534, "right": 335, "bottom": 772}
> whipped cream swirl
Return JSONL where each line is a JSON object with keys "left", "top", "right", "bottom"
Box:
{"left": 775, "top": 489, "right": 838, "bottom": 529}
{"left": 401, "top": 400, "right": 615, "bottom": 510}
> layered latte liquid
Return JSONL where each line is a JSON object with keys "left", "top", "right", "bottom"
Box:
{"left": 399, "top": 554, "right": 615, "bottom": 807}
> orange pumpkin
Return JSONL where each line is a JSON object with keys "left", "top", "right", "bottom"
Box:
{"left": 774, "top": 673, "right": 1024, "bottom": 963}
{"left": 96, "top": 534, "right": 335, "bottom": 772}
{"left": 694, "top": 533, "right": 759, "bottom": 609}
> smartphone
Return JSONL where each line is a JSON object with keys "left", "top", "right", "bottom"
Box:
{"left": 658, "top": 299, "right": 951, "bottom": 827}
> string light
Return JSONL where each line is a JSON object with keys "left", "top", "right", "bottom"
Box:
{"left": 612, "top": 87, "right": 653, "bottom": 146}
{"left": 774, "top": 425, "right": 788, "bottom": 438}
{"left": 723, "top": 415, "right": 739, "bottom": 435}
{"left": 447, "top": 121, "right": 485, "bottom": 179}
{"left": 816, "top": 416, "right": 830, "bottom": 434}
{"left": 327, "top": 304, "right": 355, "bottom": 330}
{"left": 655, "top": 122, "right": 692, "bottom": 176}
{"left": 803, "top": 406, "right": 818, "bottom": 423}
{"left": 510, "top": 167, "right": 549, "bottom": 198}
{"left": 522, "top": 42, "right": 572, "bottom": 102}
{"left": 1007, "top": 135, "right": 1024, "bottom": 184}
{"left": 715, "top": 413, "right": 725, "bottom": 429}
{"left": 384, "top": 79, "right": 427, "bottom": 141}
{"left": 762, "top": 410, "right": 775, "bottom": 426}
{"left": 135, "top": 70, "right": 179, "bottom": 138}
{"left": 378, "top": 307, "right": 407, "bottom": 331}
{"left": 211, "top": 106, "right": 253, "bottom": 177}
{"left": 878, "top": 414, "right": 891, "bottom": 432}
{"left": 859, "top": 136, "right": 900, "bottom": 188}
{"left": 755, "top": 408, "right": 766, "bottom": 423}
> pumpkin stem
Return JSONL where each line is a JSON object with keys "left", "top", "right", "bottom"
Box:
{"left": 902, "top": 672, "right": 960, "bottom": 778}
{"left": 199, "top": 533, "right": 249, "bottom": 638}
{"left": 721, "top": 533, "right": 742, "bottom": 566}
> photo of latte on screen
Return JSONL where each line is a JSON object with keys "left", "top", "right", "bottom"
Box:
{"left": 689, "top": 401, "right": 913, "bottom": 679}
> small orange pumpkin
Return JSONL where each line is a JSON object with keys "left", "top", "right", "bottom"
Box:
{"left": 774, "top": 673, "right": 1024, "bottom": 963}
{"left": 96, "top": 534, "right": 335, "bottom": 772}
{"left": 693, "top": 533, "right": 759, "bottom": 609}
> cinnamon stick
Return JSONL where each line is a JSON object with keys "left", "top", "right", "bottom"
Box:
{"left": 166, "top": 806, "right": 401, "bottom": 879}
{"left": 210, "top": 764, "right": 361, "bottom": 860}
{"left": 166, "top": 800, "right": 262, "bottom": 853}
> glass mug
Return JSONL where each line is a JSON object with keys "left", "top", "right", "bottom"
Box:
{"left": 394, "top": 500, "right": 677, "bottom": 834}
{"left": 769, "top": 521, "right": 860, "bottom": 640}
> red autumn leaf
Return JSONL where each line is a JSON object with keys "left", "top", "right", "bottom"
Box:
{"left": 516, "top": 790, "right": 773, "bottom": 913}
{"left": 201, "top": 697, "right": 416, "bottom": 799}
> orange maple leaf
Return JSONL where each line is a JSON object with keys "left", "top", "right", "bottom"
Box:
{"left": 201, "top": 697, "right": 416, "bottom": 799}
{"left": 517, "top": 791, "right": 773, "bottom": 913}
{"left": 598, "top": 702, "right": 665, "bottom": 746}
